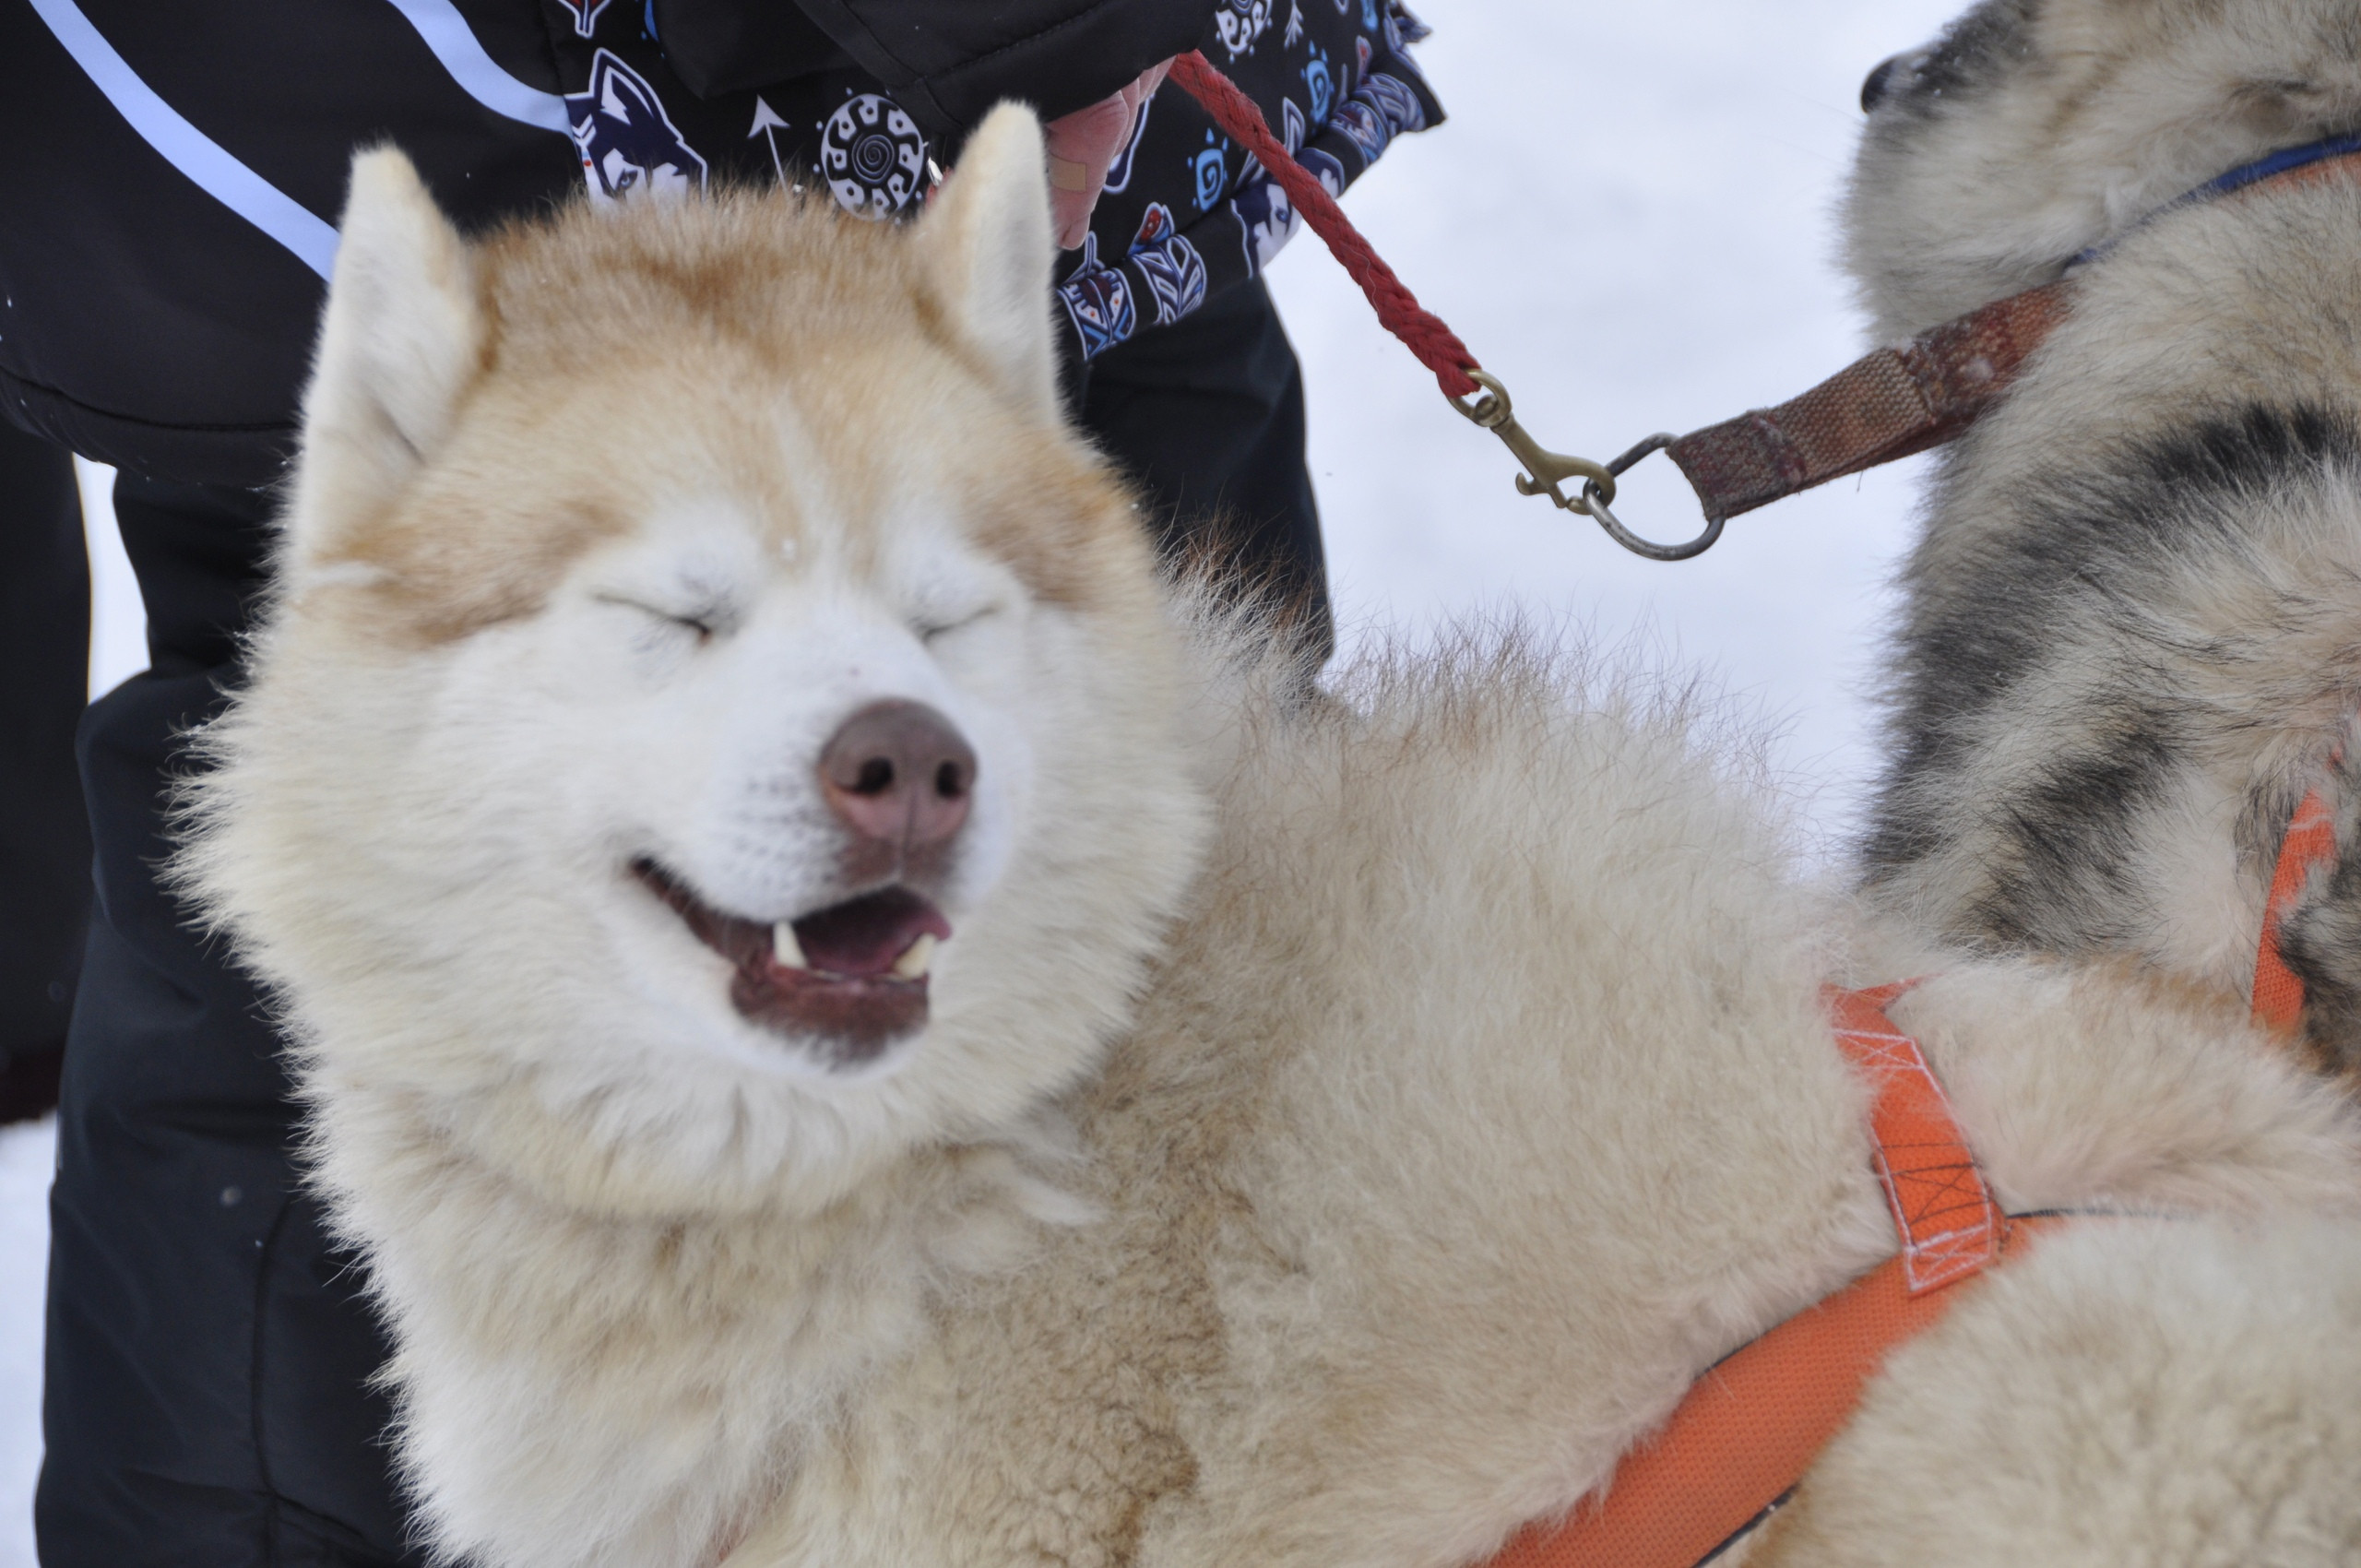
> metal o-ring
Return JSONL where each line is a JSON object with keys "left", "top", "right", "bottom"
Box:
{"left": 1577, "top": 434, "right": 1726, "bottom": 562}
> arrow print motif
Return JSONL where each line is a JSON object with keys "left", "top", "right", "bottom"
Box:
{"left": 749, "top": 95, "right": 790, "bottom": 188}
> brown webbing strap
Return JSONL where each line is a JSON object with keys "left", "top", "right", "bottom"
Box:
{"left": 1662, "top": 146, "right": 2361, "bottom": 529}
{"left": 1665, "top": 281, "right": 2075, "bottom": 524}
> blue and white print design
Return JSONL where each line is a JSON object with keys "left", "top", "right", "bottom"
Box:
{"left": 1382, "top": 3, "right": 1432, "bottom": 79}
{"left": 1299, "top": 146, "right": 1347, "bottom": 197}
{"left": 1056, "top": 233, "right": 1138, "bottom": 360}
{"left": 567, "top": 49, "right": 708, "bottom": 205}
{"left": 1048, "top": 0, "right": 1439, "bottom": 357}
{"left": 1191, "top": 134, "right": 1228, "bottom": 212}
{"left": 820, "top": 94, "right": 928, "bottom": 220}
{"left": 1230, "top": 165, "right": 1298, "bottom": 275}
{"left": 1330, "top": 97, "right": 1387, "bottom": 164}
{"left": 1214, "top": 0, "right": 1276, "bottom": 57}
{"left": 1129, "top": 204, "right": 1208, "bottom": 327}
{"left": 556, "top": 0, "right": 611, "bottom": 38}
{"left": 1359, "top": 72, "right": 1427, "bottom": 137}
{"left": 1330, "top": 70, "right": 1426, "bottom": 168}
{"left": 1302, "top": 46, "right": 1334, "bottom": 124}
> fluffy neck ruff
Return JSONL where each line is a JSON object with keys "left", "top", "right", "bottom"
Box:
{"left": 309, "top": 1079, "right": 1089, "bottom": 1568}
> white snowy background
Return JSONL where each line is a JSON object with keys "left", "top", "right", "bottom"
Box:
{"left": 0, "top": 0, "right": 1963, "bottom": 1559}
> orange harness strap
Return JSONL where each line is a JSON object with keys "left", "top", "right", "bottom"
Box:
{"left": 1826, "top": 982, "right": 2000, "bottom": 1293}
{"left": 1481, "top": 786, "right": 2342, "bottom": 1568}
{"left": 2253, "top": 786, "right": 2338, "bottom": 1035}
{"left": 1483, "top": 986, "right": 2057, "bottom": 1568}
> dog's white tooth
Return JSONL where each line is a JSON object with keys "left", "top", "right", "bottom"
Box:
{"left": 891, "top": 933, "right": 936, "bottom": 980}
{"left": 772, "top": 921, "right": 807, "bottom": 970}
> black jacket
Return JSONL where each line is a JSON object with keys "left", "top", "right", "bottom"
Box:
{"left": 656, "top": 0, "right": 1205, "bottom": 133}
{"left": 0, "top": 0, "right": 1436, "bottom": 487}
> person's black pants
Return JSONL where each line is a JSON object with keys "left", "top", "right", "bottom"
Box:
{"left": 0, "top": 420, "right": 89, "bottom": 1125}
{"left": 38, "top": 476, "right": 416, "bottom": 1568}
{"left": 1078, "top": 277, "right": 1331, "bottom": 661}
{"left": 36, "top": 279, "right": 1323, "bottom": 1568}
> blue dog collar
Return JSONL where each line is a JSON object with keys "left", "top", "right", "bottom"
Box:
{"left": 2069, "top": 129, "right": 2361, "bottom": 269}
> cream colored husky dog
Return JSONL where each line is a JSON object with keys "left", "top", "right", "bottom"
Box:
{"left": 1848, "top": 0, "right": 2361, "bottom": 1081}
{"left": 181, "top": 108, "right": 2361, "bottom": 1568}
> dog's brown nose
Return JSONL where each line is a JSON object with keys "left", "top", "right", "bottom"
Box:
{"left": 818, "top": 700, "right": 976, "bottom": 852}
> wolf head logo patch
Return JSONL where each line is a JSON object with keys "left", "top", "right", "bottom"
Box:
{"left": 566, "top": 50, "right": 708, "bottom": 206}
{"left": 1232, "top": 167, "right": 1299, "bottom": 275}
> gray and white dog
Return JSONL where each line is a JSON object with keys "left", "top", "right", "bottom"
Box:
{"left": 1847, "top": 0, "right": 2361, "bottom": 1079}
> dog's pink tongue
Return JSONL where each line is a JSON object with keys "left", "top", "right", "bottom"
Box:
{"left": 793, "top": 888, "right": 953, "bottom": 978}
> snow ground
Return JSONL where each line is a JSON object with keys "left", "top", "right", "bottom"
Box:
{"left": 0, "top": 1, "right": 1962, "bottom": 1559}
{"left": 0, "top": 1123, "right": 53, "bottom": 1568}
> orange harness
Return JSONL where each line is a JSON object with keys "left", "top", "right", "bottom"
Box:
{"left": 1480, "top": 985, "right": 2057, "bottom": 1568}
{"left": 1478, "top": 793, "right": 2339, "bottom": 1568}
{"left": 2254, "top": 784, "right": 2339, "bottom": 1035}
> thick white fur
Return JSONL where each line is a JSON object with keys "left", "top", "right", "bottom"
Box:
{"left": 1759, "top": 1215, "right": 2361, "bottom": 1564}
{"left": 182, "top": 107, "right": 2361, "bottom": 1568}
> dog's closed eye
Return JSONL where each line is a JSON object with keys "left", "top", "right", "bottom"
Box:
{"left": 597, "top": 594, "right": 723, "bottom": 644}
{"left": 917, "top": 606, "right": 1000, "bottom": 644}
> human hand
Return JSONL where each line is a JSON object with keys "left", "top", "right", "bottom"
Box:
{"left": 1042, "top": 59, "right": 1172, "bottom": 249}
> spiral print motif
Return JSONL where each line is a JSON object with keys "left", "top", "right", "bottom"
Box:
{"left": 822, "top": 95, "right": 928, "bottom": 220}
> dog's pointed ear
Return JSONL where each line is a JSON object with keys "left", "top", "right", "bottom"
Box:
{"left": 289, "top": 147, "right": 484, "bottom": 560}
{"left": 919, "top": 104, "right": 1061, "bottom": 424}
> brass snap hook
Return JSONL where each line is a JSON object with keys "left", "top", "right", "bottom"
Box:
{"left": 1449, "top": 371, "right": 1616, "bottom": 514}
{"left": 1447, "top": 374, "right": 1725, "bottom": 562}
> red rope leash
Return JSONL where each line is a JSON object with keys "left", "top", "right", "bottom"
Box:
{"left": 1169, "top": 50, "right": 1481, "bottom": 399}
{"left": 1168, "top": 53, "right": 1655, "bottom": 551}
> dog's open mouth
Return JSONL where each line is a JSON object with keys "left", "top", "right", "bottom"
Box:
{"left": 631, "top": 859, "right": 953, "bottom": 1064}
